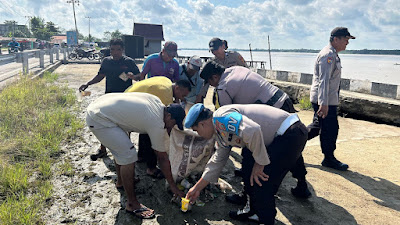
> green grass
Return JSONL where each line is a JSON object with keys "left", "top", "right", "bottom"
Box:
{"left": 0, "top": 71, "right": 82, "bottom": 225}
{"left": 298, "top": 95, "right": 312, "bottom": 110}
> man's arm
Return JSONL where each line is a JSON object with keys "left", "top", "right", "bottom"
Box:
{"left": 236, "top": 52, "right": 248, "bottom": 68}
{"left": 79, "top": 73, "right": 106, "bottom": 91}
{"left": 317, "top": 55, "right": 335, "bottom": 117}
{"left": 155, "top": 151, "right": 185, "bottom": 197}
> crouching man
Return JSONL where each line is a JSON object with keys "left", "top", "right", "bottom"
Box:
{"left": 86, "top": 92, "right": 186, "bottom": 219}
{"left": 185, "top": 103, "right": 308, "bottom": 225}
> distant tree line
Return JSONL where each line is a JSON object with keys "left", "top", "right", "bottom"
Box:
{"left": 3, "top": 17, "right": 123, "bottom": 42}
{"left": 181, "top": 48, "right": 400, "bottom": 55}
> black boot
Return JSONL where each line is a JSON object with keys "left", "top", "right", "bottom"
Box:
{"left": 291, "top": 180, "right": 311, "bottom": 198}
{"left": 226, "top": 193, "right": 247, "bottom": 205}
{"left": 322, "top": 156, "right": 349, "bottom": 171}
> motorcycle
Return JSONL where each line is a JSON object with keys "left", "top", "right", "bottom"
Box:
{"left": 8, "top": 46, "right": 19, "bottom": 54}
{"left": 68, "top": 47, "right": 96, "bottom": 60}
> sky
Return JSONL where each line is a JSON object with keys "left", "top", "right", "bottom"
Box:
{"left": 0, "top": 0, "right": 399, "bottom": 50}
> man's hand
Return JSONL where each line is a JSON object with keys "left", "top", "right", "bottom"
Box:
{"left": 170, "top": 184, "right": 185, "bottom": 198}
{"left": 250, "top": 162, "right": 269, "bottom": 186}
{"left": 186, "top": 186, "right": 201, "bottom": 203}
{"left": 79, "top": 84, "right": 88, "bottom": 92}
{"left": 317, "top": 105, "right": 329, "bottom": 118}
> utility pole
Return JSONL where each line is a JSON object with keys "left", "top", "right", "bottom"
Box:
{"left": 85, "top": 16, "right": 91, "bottom": 42}
{"left": 24, "top": 16, "right": 32, "bottom": 34}
{"left": 66, "top": 0, "right": 79, "bottom": 35}
{"left": 268, "top": 35, "right": 272, "bottom": 70}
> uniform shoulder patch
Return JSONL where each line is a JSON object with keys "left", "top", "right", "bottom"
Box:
{"left": 327, "top": 57, "right": 333, "bottom": 64}
{"left": 213, "top": 112, "right": 242, "bottom": 135}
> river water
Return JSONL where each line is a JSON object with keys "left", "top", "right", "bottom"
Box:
{"left": 178, "top": 50, "right": 400, "bottom": 85}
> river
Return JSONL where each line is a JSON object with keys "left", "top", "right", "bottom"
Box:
{"left": 178, "top": 50, "right": 400, "bottom": 85}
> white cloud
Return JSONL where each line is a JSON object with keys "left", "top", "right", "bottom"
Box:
{"left": 0, "top": 0, "right": 399, "bottom": 49}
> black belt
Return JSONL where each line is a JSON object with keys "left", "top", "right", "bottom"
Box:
{"left": 255, "top": 89, "right": 284, "bottom": 106}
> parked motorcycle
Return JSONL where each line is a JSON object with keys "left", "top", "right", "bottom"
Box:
{"left": 68, "top": 48, "right": 96, "bottom": 60}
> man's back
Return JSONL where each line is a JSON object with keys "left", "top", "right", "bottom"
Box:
{"left": 125, "top": 76, "right": 173, "bottom": 105}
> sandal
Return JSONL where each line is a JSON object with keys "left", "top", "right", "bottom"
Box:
{"left": 90, "top": 148, "right": 107, "bottom": 161}
{"left": 126, "top": 205, "right": 155, "bottom": 219}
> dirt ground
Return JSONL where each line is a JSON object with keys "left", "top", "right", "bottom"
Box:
{"left": 43, "top": 63, "right": 400, "bottom": 225}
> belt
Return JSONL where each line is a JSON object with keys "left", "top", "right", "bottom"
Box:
{"left": 276, "top": 114, "right": 300, "bottom": 137}
{"left": 265, "top": 89, "right": 284, "bottom": 106}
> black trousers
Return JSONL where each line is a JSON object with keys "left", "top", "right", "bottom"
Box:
{"left": 137, "top": 134, "right": 158, "bottom": 169}
{"left": 242, "top": 121, "right": 308, "bottom": 224}
{"left": 307, "top": 103, "right": 339, "bottom": 157}
{"left": 280, "top": 98, "right": 307, "bottom": 180}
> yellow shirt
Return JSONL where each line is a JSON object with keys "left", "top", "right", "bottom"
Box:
{"left": 125, "top": 76, "right": 173, "bottom": 105}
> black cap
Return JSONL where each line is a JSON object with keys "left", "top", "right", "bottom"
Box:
{"left": 331, "top": 27, "right": 356, "bottom": 39}
{"left": 200, "top": 61, "right": 225, "bottom": 83}
{"left": 209, "top": 37, "right": 223, "bottom": 51}
{"left": 166, "top": 103, "right": 185, "bottom": 130}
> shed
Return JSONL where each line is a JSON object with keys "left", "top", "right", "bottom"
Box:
{"left": 133, "top": 23, "right": 164, "bottom": 56}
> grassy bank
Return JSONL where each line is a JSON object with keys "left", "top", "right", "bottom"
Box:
{"left": 0, "top": 72, "right": 82, "bottom": 225}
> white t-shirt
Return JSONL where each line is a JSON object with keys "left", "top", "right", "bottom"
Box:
{"left": 86, "top": 92, "right": 167, "bottom": 152}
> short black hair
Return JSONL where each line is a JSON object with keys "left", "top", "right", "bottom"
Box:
{"left": 200, "top": 61, "right": 225, "bottom": 82}
{"left": 176, "top": 79, "right": 192, "bottom": 92}
{"left": 110, "top": 39, "right": 124, "bottom": 48}
{"left": 192, "top": 108, "right": 213, "bottom": 127}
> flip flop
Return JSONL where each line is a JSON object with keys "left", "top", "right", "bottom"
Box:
{"left": 126, "top": 206, "right": 155, "bottom": 219}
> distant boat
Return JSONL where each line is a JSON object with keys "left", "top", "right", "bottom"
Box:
{"left": 395, "top": 63, "right": 400, "bottom": 65}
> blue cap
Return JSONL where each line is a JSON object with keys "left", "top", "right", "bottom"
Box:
{"left": 184, "top": 103, "right": 205, "bottom": 128}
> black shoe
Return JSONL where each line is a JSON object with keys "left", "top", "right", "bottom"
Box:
{"left": 229, "top": 210, "right": 259, "bottom": 223}
{"left": 90, "top": 149, "right": 107, "bottom": 161}
{"left": 226, "top": 193, "right": 247, "bottom": 205}
{"left": 322, "top": 157, "right": 349, "bottom": 171}
{"left": 291, "top": 182, "right": 312, "bottom": 198}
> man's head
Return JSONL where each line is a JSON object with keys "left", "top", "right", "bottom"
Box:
{"left": 173, "top": 79, "right": 191, "bottom": 101}
{"left": 185, "top": 55, "right": 202, "bottom": 77}
{"left": 164, "top": 103, "right": 186, "bottom": 131}
{"left": 200, "top": 61, "right": 225, "bottom": 87}
{"left": 12, "top": 37, "right": 16, "bottom": 42}
{"left": 109, "top": 39, "right": 124, "bottom": 60}
{"left": 329, "top": 27, "right": 355, "bottom": 53}
{"left": 209, "top": 37, "right": 225, "bottom": 59}
{"left": 161, "top": 41, "right": 178, "bottom": 62}
{"left": 184, "top": 103, "right": 214, "bottom": 139}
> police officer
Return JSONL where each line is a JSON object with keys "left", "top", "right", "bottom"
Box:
{"left": 209, "top": 37, "right": 248, "bottom": 68}
{"left": 185, "top": 103, "right": 308, "bottom": 225}
{"left": 199, "top": 61, "right": 311, "bottom": 202}
{"left": 308, "top": 27, "right": 355, "bottom": 171}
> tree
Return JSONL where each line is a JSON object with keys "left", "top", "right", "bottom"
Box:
{"left": 30, "top": 17, "right": 60, "bottom": 41}
{"left": 103, "top": 30, "right": 122, "bottom": 41}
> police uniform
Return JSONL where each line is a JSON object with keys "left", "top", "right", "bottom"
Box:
{"left": 190, "top": 104, "right": 308, "bottom": 224}
{"left": 308, "top": 43, "right": 341, "bottom": 158}
{"left": 212, "top": 66, "right": 293, "bottom": 111}
{"left": 213, "top": 51, "right": 248, "bottom": 68}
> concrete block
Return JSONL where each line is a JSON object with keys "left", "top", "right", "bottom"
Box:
{"left": 349, "top": 80, "right": 372, "bottom": 94}
{"left": 266, "top": 70, "right": 277, "bottom": 80}
{"left": 299, "top": 73, "right": 313, "bottom": 85}
{"left": 340, "top": 78, "right": 350, "bottom": 91}
{"left": 276, "top": 71, "right": 288, "bottom": 81}
{"left": 288, "top": 72, "right": 301, "bottom": 83}
{"left": 257, "top": 69, "right": 266, "bottom": 78}
{"left": 371, "top": 82, "right": 397, "bottom": 99}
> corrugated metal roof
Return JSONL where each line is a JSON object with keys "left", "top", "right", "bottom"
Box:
{"left": 133, "top": 23, "right": 164, "bottom": 41}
